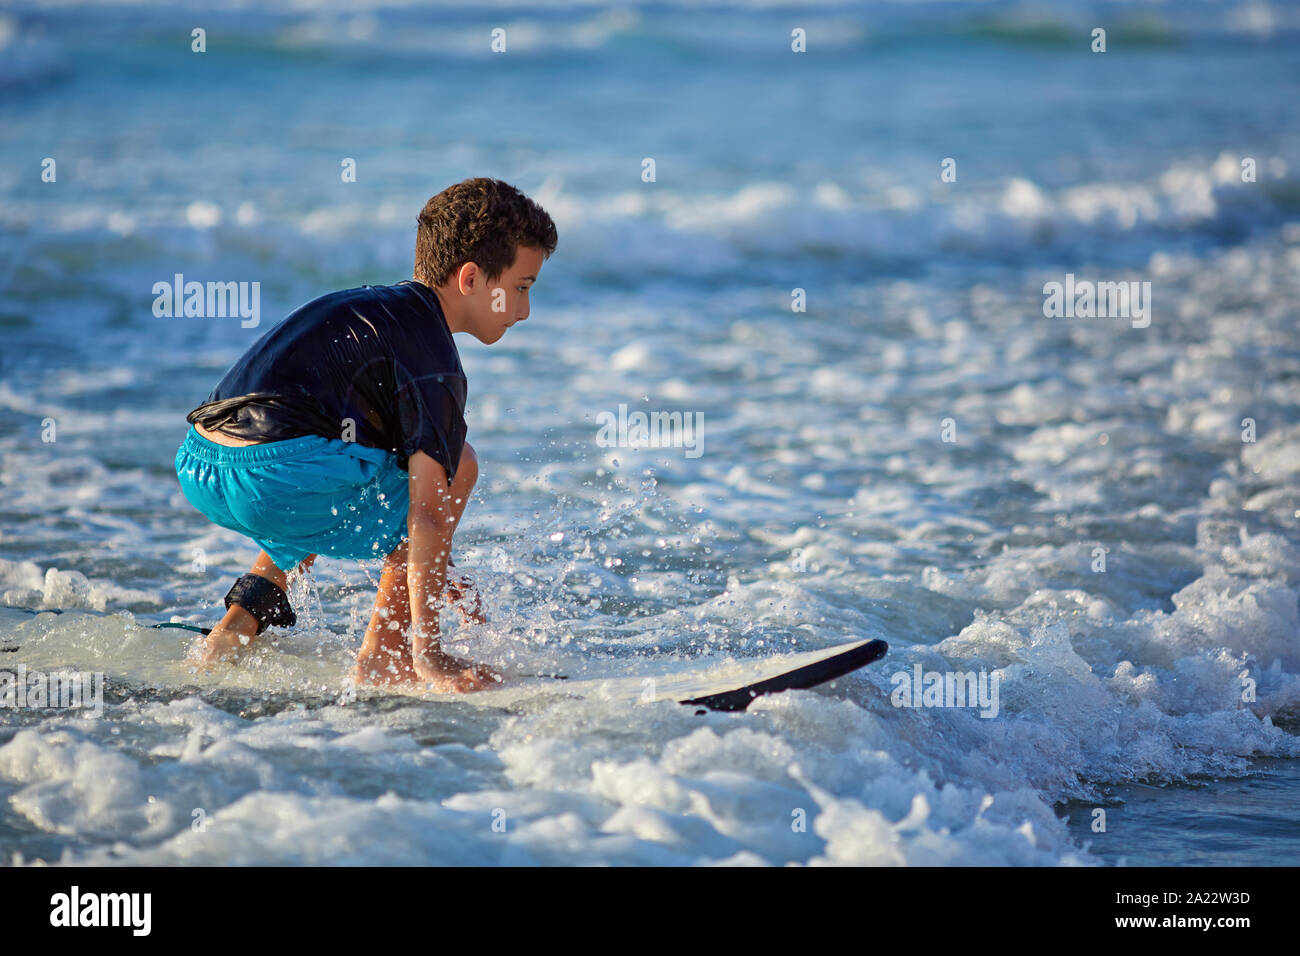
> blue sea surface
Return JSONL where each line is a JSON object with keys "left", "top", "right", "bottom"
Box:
{"left": 1, "top": 0, "right": 1298, "bottom": 866}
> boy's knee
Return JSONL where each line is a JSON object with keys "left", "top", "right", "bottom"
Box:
{"left": 458, "top": 441, "right": 478, "bottom": 488}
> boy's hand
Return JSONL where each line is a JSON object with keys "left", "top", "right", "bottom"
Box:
{"left": 443, "top": 571, "right": 486, "bottom": 624}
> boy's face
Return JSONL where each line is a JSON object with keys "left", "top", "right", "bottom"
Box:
{"left": 460, "top": 244, "right": 544, "bottom": 345}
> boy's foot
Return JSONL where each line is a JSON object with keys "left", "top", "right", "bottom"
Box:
{"left": 187, "top": 604, "right": 262, "bottom": 668}
{"left": 189, "top": 626, "right": 255, "bottom": 667}
{"left": 353, "top": 649, "right": 419, "bottom": 687}
{"left": 411, "top": 650, "right": 503, "bottom": 693}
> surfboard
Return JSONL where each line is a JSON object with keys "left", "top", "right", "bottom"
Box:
{"left": 1, "top": 607, "right": 887, "bottom": 712}
{"left": 677, "top": 638, "right": 887, "bottom": 711}
{"left": 0, "top": 606, "right": 213, "bottom": 640}
{"left": 555, "top": 637, "right": 889, "bottom": 712}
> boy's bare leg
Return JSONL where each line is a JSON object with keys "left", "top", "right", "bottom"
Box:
{"left": 413, "top": 445, "right": 500, "bottom": 692}
{"left": 356, "top": 441, "right": 497, "bottom": 691}
{"left": 355, "top": 541, "right": 496, "bottom": 691}
{"left": 440, "top": 441, "right": 486, "bottom": 624}
{"left": 192, "top": 552, "right": 316, "bottom": 664}
{"left": 354, "top": 541, "right": 418, "bottom": 685}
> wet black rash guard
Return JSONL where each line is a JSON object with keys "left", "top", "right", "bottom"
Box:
{"left": 186, "top": 280, "right": 467, "bottom": 481}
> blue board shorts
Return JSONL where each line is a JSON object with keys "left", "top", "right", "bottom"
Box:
{"left": 175, "top": 426, "right": 410, "bottom": 571}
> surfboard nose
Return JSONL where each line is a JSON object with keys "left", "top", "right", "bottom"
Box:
{"left": 681, "top": 637, "right": 890, "bottom": 713}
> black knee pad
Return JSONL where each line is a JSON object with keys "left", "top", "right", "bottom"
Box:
{"left": 224, "top": 573, "right": 296, "bottom": 635}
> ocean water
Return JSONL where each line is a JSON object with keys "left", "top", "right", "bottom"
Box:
{"left": 1, "top": 0, "right": 1299, "bottom": 866}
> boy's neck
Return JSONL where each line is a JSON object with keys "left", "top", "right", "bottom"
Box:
{"left": 421, "top": 279, "right": 467, "bottom": 335}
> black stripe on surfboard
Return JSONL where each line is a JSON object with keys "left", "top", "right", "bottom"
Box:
{"left": 680, "top": 638, "right": 888, "bottom": 712}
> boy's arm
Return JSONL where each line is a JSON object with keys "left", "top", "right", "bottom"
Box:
{"left": 406, "top": 450, "right": 456, "bottom": 662}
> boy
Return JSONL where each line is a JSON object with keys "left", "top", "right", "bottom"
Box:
{"left": 174, "top": 178, "right": 557, "bottom": 693}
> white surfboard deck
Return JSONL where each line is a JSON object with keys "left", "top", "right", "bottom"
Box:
{"left": 2, "top": 607, "right": 887, "bottom": 713}
{"left": 387, "top": 637, "right": 888, "bottom": 712}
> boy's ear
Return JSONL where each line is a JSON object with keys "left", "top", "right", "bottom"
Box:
{"left": 458, "top": 261, "right": 486, "bottom": 294}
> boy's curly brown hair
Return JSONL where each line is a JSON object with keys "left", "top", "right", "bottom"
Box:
{"left": 414, "top": 178, "right": 558, "bottom": 288}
